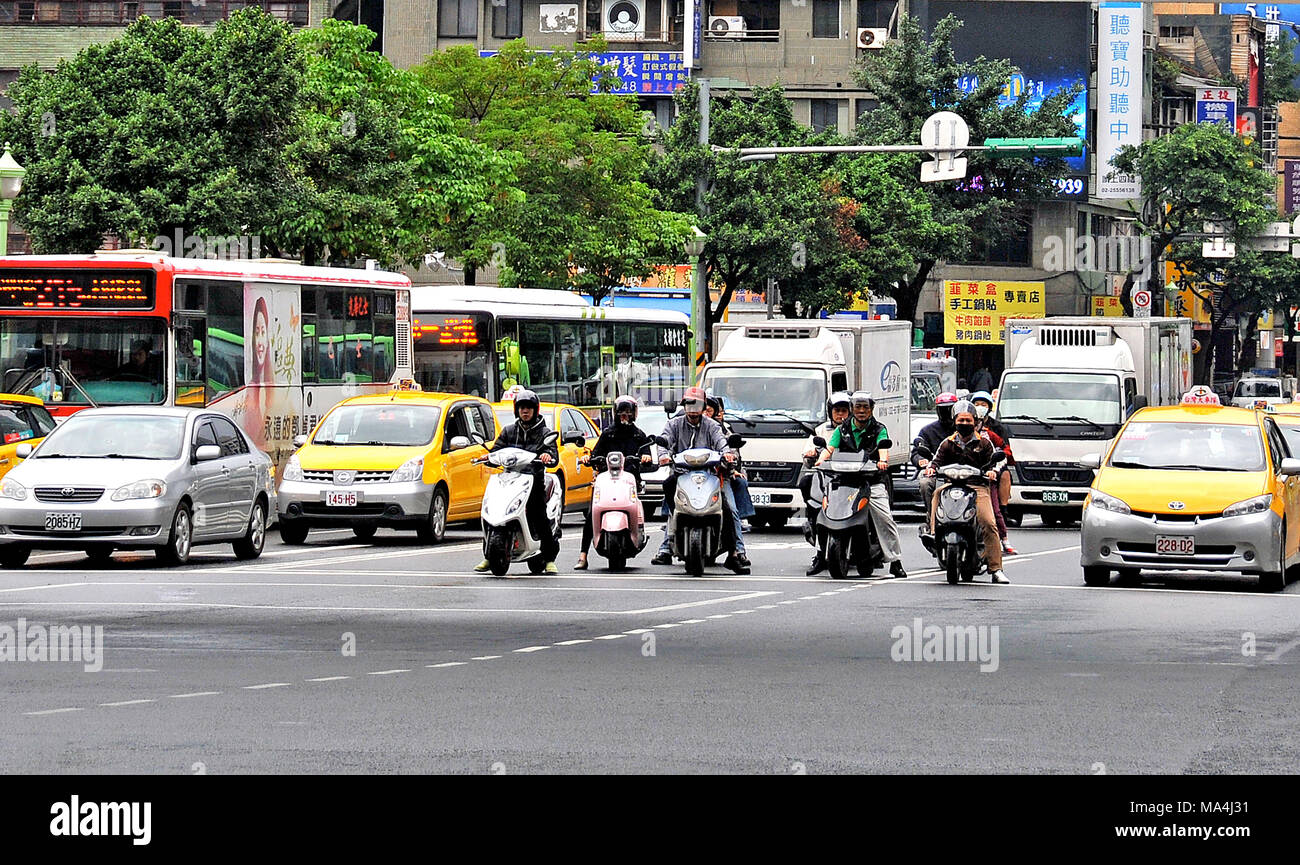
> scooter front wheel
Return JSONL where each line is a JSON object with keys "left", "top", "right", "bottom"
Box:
{"left": 827, "top": 535, "right": 850, "bottom": 580}
{"left": 685, "top": 527, "right": 705, "bottom": 576}
{"left": 487, "top": 530, "right": 511, "bottom": 577}
{"left": 607, "top": 551, "right": 627, "bottom": 571}
{"left": 945, "top": 544, "right": 961, "bottom": 585}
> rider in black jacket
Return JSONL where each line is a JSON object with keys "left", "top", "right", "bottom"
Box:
{"left": 913, "top": 391, "right": 958, "bottom": 530}
{"left": 474, "top": 389, "right": 560, "bottom": 573}
{"left": 575, "top": 395, "right": 652, "bottom": 570}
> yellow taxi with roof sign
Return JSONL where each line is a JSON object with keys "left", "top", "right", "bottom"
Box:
{"left": 0, "top": 394, "right": 56, "bottom": 482}
{"left": 277, "top": 381, "right": 497, "bottom": 545}
{"left": 1078, "top": 385, "right": 1300, "bottom": 591}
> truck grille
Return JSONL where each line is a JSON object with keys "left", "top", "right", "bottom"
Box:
{"left": 743, "top": 462, "right": 802, "bottom": 487}
{"left": 34, "top": 487, "right": 104, "bottom": 503}
{"left": 1016, "top": 464, "right": 1093, "bottom": 485}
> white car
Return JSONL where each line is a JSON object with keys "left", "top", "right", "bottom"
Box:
{"left": 1229, "top": 377, "right": 1291, "bottom": 410}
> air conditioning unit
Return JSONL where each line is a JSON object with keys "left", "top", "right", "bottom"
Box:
{"left": 606, "top": 0, "right": 646, "bottom": 40}
{"left": 709, "top": 15, "right": 747, "bottom": 37}
{"left": 857, "top": 27, "right": 888, "bottom": 49}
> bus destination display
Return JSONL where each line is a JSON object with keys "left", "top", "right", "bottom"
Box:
{"left": 0, "top": 270, "right": 156, "bottom": 310}
{"left": 413, "top": 315, "right": 488, "bottom": 348}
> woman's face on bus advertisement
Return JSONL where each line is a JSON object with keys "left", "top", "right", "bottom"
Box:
{"left": 253, "top": 308, "right": 269, "bottom": 370}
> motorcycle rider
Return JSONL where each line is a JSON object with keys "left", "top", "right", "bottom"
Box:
{"left": 474, "top": 388, "right": 560, "bottom": 574}
{"left": 575, "top": 395, "right": 653, "bottom": 570}
{"left": 970, "top": 390, "right": 1017, "bottom": 556}
{"left": 651, "top": 385, "right": 750, "bottom": 574}
{"left": 924, "top": 400, "right": 1009, "bottom": 584}
{"left": 706, "top": 394, "right": 756, "bottom": 526}
{"left": 815, "top": 391, "right": 908, "bottom": 579}
{"left": 800, "top": 391, "right": 852, "bottom": 575}
{"left": 913, "top": 391, "right": 959, "bottom": 533}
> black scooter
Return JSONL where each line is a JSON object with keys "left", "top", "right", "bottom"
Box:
{"left": 923, "top": 463, "right": 990, "bottom": 584}
{"left": 815, "top": 447, "right": 885, "bottom": 580}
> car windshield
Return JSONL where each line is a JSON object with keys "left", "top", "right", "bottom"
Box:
{"left": 35, "top": 414, "right": 184, "bottom": 459}
{"left": 0, "top": 402, "right": 56, "bottom": 444}
{"left": 637, "top": 408, "right": 673, "bottom": 437}
{"left": 910, "top": 374, "right": 941, "bottom": 413}
{"left": 998, "top": 373, "right": 1121, "bottom": 425}
{"left": 700, "top": 367, "right": 825, "bottom": 421}
{"left": 1109, "top": 421, "right": 1265, "bottom": 472}
{"left": 314, "top": 405, "right": 442, "bottom": 447}
{"left": 1235, "top": 380, "right": 1281, "bottom": 398}
{"left": 1, "top": 317, "right": 168, "bottom": 405}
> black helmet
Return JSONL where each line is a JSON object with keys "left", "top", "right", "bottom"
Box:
{"left": 614, "top": 394, "right": 639, "bottom": 423}
{"left": 512, "top": 389, "right": 540, "bottom": 418}
{"left": 705, "top": 395, "right": 722, "bottom": 415}
{"left": 827, "top": 391, "right": 852, "bottom": 417}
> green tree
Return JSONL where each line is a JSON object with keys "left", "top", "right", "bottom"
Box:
{"left": 852, "top": 13, "right": 1082, "bottom": 324}
{"left": 1262, "top": 31, "right": 1300, "bottom": 107}
{"left": 416, "top": 39, "right": 690, "bottom": 293}
{"left": 0, "top": 10, "right": 302, "bottom": 252}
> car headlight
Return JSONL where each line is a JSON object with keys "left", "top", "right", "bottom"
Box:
{"left": 1223, "top": 494, "right": 1273, "bottom": 518}
{"left": 389, "top": 457, "right": 424, "bottom": 483}
{"left": 0, "top": 478, "right": 26, "bottom": 501}
{"left": 283, "top": 455, "right": 304, "bottom": 482}
{"left": 111, "top": 480, "right": 166, "bottom": 501}
{"left": 1087, "top": 490, "right": 1130, "bottom": 515}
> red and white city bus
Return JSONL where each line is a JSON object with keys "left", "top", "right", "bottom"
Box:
{"left": 0, "top": 253, "right": 413, "bottom": 471}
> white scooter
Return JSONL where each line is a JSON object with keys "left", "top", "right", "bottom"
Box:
{"left": 473, "top": 431, "right": 563, "bottom": 576}
{"left": 666, "top": 434, "right": 742, "bottom": 576}
{"left": 588, "top": 444, "right": 654, "bottom": 571}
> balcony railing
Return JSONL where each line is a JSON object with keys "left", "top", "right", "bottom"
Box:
{"left": 577, "top": 23, "right": 683, "bottom": 44}
{"left": 0, "top": 0, "right": 309, "bottom": 25}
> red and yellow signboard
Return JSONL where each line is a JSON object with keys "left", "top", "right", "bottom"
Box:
{"left": 943, "top": 280, "right": 1046, "bottom": 344}
{"left": 1091, "top": 295, "right": 1123, "bottom": 317}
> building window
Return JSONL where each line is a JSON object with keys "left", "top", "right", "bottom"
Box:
{"left": 962, "top": 212, "right": 1032, "bottom": 266}
{"left": 810, "top": 99, "right": 841, "bottom": 133}
{"left": 707, "top": 0, "right": 779, "bottom": 37}
{"left": 857, "top": 0, "right": 894, "bottom": 28}
{"left": 438, "top": 0, "right": 477, "bottom": 37}
{"left": 812, "top": 0, "right": 838, "bottom": 38}
{"left": 855, "top": 98, "right": 878, "bottom": 119}
{"left": 492, "top": 0, "right": 522, "bottom": 37}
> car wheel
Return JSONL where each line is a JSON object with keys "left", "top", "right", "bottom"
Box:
{"left": 155, "top": 503, "right": 193, "bottom": 566}
{"left": 1259, "top": 531, "right": 1287, "bottom": 592}
{"left": 1115, "top": 568, "right": 1142, "bottom": 585}
{"left": 233, "top": 500, "right": 267, "bottom": 560}
{"left": 352, "top": 525, "right": 377, "bottom": 541}
{"left": 0, "top": 545, "right": 31, "bottom": 568}
{"left": 417, "top": 488, "right": 448, "bottom": 544}
{"left": 279, "top": 519, "right": 309, "bottom": 545}
{"left": 1083, "top": 565, "right": 1110, "bottom": 587}
{"left": 84, "top": 546, "right": 114, "bottom": 564}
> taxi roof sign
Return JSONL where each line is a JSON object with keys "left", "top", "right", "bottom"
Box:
{"left": 1181, "top": 385, "right": 1221, "bottom": 406}
{"left": 393, "top": 378, "right": 422, "bottom": 392}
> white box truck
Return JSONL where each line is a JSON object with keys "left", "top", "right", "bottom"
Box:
{"left": 996, "top": 316, "right": 1194, "bottom": 526}
{"left": 700, "top": 320, "right": 911, "bottom": 529}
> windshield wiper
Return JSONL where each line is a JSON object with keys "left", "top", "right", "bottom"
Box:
{"left": 1109, "top": 459, "right": 1152, "bottom": 469}
{"left": 1000, "top": 414, "right": 1054, "bottom": 428}
{"left": 748, "top": 410, "right": 817, "bottom": 433}
{"left": 1048, "top": 415, "right": 1105, "bottom": 431}
{"left": 724, "top": 411, "right": 758, "bottom": 428}
{"left": 1150, "top": 463, "right": 1244, "bottom": 472}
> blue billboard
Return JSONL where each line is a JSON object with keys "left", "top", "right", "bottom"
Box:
{"left": 1221, "top": 4, "right": 1300, "bottom": 89}
{"left": 479, "top": 51, "right": 687, "bottom": 95}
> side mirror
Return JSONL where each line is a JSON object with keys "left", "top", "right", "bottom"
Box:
{"left": 1078, "top": 453, "right": 1102, "bottom": 470}
{"left": 663, "top": 399, "right": 677, "bottom": 415}
{"left": 195, "top": 444, "right": 222, "bottom": 462}
{"left": 565, "top": 434, "right": 585, "bottom": 448}
{"left": 726, "top": 433, "right": 744, "bottom": 449}
{"left": 470, "top": 432, "right": 486, "bottom": 446}
{"left": 292, "top": 434, "right": 307, "bottom": 448}
{"left": 1281, "top": 458, "right": 1300, "bottom": 476}
{"left": 14, "top": 443, "right": 32, "bottom": 459}
{"left": 812, "top": 436, "right": 827, "bottom": 449}
{"left": 1286, "top": 392, "right": 1293, "bottom": 401}
{"left": 1132, "top": 395, "right": 1148, "bottom": 410}
{"left": 449, "top": 435, "right": 470, "bottom": 451}
{"left": 543, "top": 431, "right": 559, "bottom": 446}
{"left": 655, "top": 435, "right": 670, "bottom": 448}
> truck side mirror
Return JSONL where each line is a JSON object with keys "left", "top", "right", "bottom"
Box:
{"left": 1132, "top": 395, "right": 1148, "bottom": 410}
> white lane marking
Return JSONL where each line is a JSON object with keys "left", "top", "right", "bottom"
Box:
{"left": 778, "top": 600, "right": 799, "bottom": 605}
{"left": 623, "top": 628, "right": 654, "bottom": 634}
{"left": 426, "top": 662, "right": 466, "bottom": 668}
{"left": 595, "top": 634, "right": 626, "bottom": 640}
{"left": 306, "top": 676, "right": 350, "bottom": 682}
{"left": 879, "top": 579, "right": 1300, "bottom": 599}
{"left": 553, "top": 640, "right": 591, "bottom": 646}
{"left": 0, "top": 602, "right": 677, "bottom": 615}
{"left": 621, "top": 590, "right": 778, "bottom": 615}
{"left": 706, "top": 614, "right": 731, "bottom": 620}
{"left": 368, "top": 669, "right": 410, "bottom": 676}
{"left": 0, "top": 581, "right": 88, "bottom": 593}
{"left": 99, "top": 699, "right": 156, "bottom": 707}
{"left": 253, "top": 544, "right": 480, "bottom": 571}
{"left": 676, "top": 619, "right": 707, "bottom": 624}
{"left": 818, "top": 591, "right": 838, "bottom": 597}
{"left": 733, "top": 610, "right": 755, "bottom": 615}
{"left": 798, "top": 595, "right": 821, "bottom": 600}
{"left": 23, "top": 707, "right": 83, "bottom": 716}
{"left": 169, "top": 691, "right": 222, "bottom": 698}
{"left": 756, "top": 604, "right": 778, "bottom": 609}
{"left": 653, "top": 623, "right": 680, "bottom": 629}
{"left": 471, "top": 654, "right": 503, "bottom": 660}
{"left": 243, "top": 682, "right": 291, "bottom": 690}
{"left": 211, "top": 568, "right": 878, "bottom": 584}
{"left": 52, "top": 580, "right": 744, "bottom": 596}
{"left": 1266, "top": 637, "right": 1300, "bottom": 661}
{"left": 513, "top": 646, "right": 548, "bottom": 653}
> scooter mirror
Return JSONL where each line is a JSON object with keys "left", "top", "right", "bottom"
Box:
{"left": 543, "top": 431, "right": 559, "bottom": 446}
{"left": 812, "top": 436, "right": 827, "bottom": 449}
{"left": 655, "top": 435, "right": 670, "bottom": 448}
{"left": 726, "top": 433, "right": 744, "bottom": 449}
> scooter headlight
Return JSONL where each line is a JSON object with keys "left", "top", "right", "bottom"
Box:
{"left": 592, "top": 487, "right": 601, "bottom": 505}
{"left": 505, "top": 494, "right": 527, "bottom": 517}
{"left": 1086, "top": 490, "right": 1130, "bottom": 515}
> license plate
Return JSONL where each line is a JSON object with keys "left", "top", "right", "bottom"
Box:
{"left": 751, "top": 491, "right": 772, "bottom": 507}
{"left": 44, "top": 512, "right": 82, "bottom": 532}
{"left": 1042, "top": 490, "right": 1070, "bottom": 504}
{"left": 1156, "top": 535, "right": 1195, "bottom": 556}
{"left": 325, "top": 491, "right": 358, "bottom": 507}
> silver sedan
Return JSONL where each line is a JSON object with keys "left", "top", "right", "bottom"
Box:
{"left": 0, "top": 407, "right": 276, "bottom": 567}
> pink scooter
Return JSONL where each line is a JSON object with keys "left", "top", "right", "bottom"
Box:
{"left": 589, "top": 450, "right": 650, "bottom": 571}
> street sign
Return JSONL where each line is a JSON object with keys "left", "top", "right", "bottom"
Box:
{"left": 1196, "top": 87, "right": 1237, "bottom": 128}
{"left": 1250, "top": 222, "right": 1292, "bottom": 253}
{"left": 1133, "top": 286, "right": 1151, "bottom": 318}
{"left": 920, "top": 111, "right": 969, "bottom": 183}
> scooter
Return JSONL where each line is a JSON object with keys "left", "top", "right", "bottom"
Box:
{"left": 473, "top": 431, "right": 563, "bottom": 576}
{"left": 667, "top": 434, "right": 743, "bottom": 576}
{"left": 588, "top": 443, "right": 654, "bottom": 570}
{"left": 815, "top": 448, "right": 885, "bottom": 580}
{"left": 923, "top": 463, "right": 989, "bottom": 585}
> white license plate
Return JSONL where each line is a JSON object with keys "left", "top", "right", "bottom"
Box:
{"left": 1042, "top": 490, "right": 1070, "bottom": 504}
{"left": 1156, "top": 535, "right": 1195, "bottom": 556}
{"left": 325, "top": 491, "right": 358, "bottom": 507}
{"left": 44, "top": 512, "right": 82, "bottom": 532}
{"left": 751, "top": 491, "right": 772, "bottom": 507}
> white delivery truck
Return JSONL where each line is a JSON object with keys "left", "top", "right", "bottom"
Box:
{"left": 996, "top": 316, "right": 1193, "bottom": 526}
{"left": 699, "top": 320, "right": 912, "bottom": 529}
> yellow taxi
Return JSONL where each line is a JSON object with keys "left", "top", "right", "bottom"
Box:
{"left": 1267, "top": 403, "right": 1300, "bottom": 455}
{"left": 1079, "top": 386, "right": 1300, "bottom": 591}
{"left": 491, "top": 400, "right": 596, "bottom": 513}
{"left": 0, "top": 394, "right": 56, "bottom": 482}
{"left": 277, "top": 385, "right": 497, "bottom": 544}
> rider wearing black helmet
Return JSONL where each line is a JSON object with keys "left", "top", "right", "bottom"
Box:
{"left": 575, "top": 395, "right": 652, "bottom": 570}
{"left": 475, "top": 389, "right": 559, "bottom": 574}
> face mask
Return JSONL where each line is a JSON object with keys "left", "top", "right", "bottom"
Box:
{"left": 956, "top": 424, "right": 975, "bottom": 436}
{"left": 975, "top": 405, "right": 989, "bottom": 418}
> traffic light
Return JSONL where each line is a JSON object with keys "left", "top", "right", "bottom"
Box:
{"left": 983, "top": 137, "right": 1085, "bottom": 157}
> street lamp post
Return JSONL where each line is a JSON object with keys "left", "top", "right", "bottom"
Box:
{"left": 0, "top": 145, "right": 26, "bottom": 257}
{"left": 684, "top": 227, "right": 708, "bottom": 386}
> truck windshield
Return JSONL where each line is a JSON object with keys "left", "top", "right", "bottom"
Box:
{"left": 702, "top": 367, "right": 825, "bottom": 421}
{"left": 998, "top": 373, "right": 1121, "bottom": 425}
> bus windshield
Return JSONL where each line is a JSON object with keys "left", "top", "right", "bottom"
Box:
{"left": 1, "top": 318, "right": 167, "bottom": 405}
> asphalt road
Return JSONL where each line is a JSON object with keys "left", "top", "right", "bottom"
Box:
{"left": 2, "top": 510, "right": 1299, "bottom": 774}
